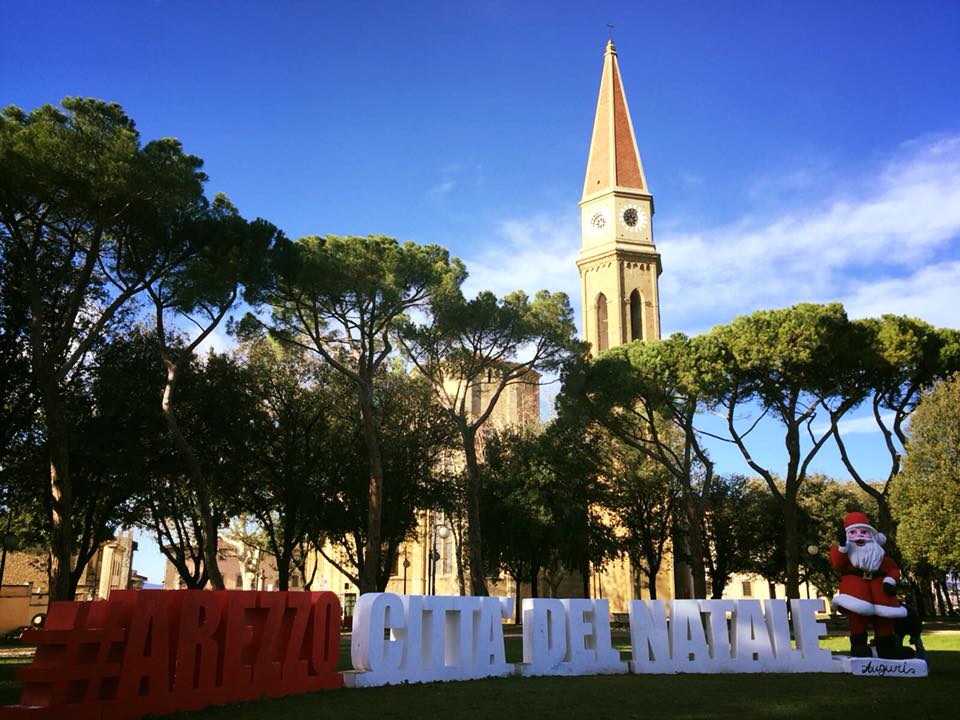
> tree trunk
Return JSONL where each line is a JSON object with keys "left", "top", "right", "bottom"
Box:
{"left": 647, "top": 569, "right": 658, "bottom": 600}
{"left": 940, "top": 577, "right": 956, "bottom": 615}
{"left": 160, "top": 360, "right": 225, "bottom": 589}
{"left": 908, "top": 578, "right": 926, "bottom": 619}
{"left": 933, "top": 579, "right": 947, "bottom": 616}
{"left": 530, "top": 563, "right": 540, "bottom": 599}
{"left": 710, "top": 564, "right": 729, "bottom": 600}
{"left": 357, "top": 383, "right": 384, "bottom": 594}
{"left": 275, "top": 548, "right": 291, "bottom": 591}
{"left": 783, "top": 490, "right": 801, "bottom": 598}
{"left": 682, "top": 495, "right": 708, "bottom": 598}
{"left": 512, "top": 572, "right": 522, "bottom": 624}
{"left": 924, "top": 577, "right": 936, "bottom": 618}
{"left": 875, "top": 496, "right": 895, "bottom": 541}
{"left": 450, "top": 514, "right": 466, "bottom": 595}
{"left": 461, "top": 428, "right": 488, "bottom": 596}
{"left": 377, "top": 543, "right": 399, "bottom": 592}
{"left": 42, "top": 385, "right": 74, "bottom": 601}
{"left": 199, "top": 492, "right": 225, "bottom": 589}
{"left": 680, "top": 419, "right": 709, "bottom": 599}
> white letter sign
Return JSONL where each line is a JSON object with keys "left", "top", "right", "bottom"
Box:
{"left": 347, "top": 594, "right": 853, "bottom": 686}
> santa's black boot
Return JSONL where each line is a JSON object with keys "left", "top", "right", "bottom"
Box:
{"left": 876, "top": 634, "right": 913, "bottom": 660}
{"left": 850, "top": 633, "right": 871, "bottom": 657}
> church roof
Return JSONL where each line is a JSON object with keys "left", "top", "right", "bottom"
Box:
{"left": 582, "top": 40, "right": 648, "bottom": 200}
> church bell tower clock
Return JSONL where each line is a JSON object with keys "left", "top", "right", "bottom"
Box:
{"left": 577, "top": 39, "right": 662, "bottom": 355}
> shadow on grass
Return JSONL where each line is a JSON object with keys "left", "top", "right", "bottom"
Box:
{"left": 172, "top": 648, "right": 956, "bottom": 720}
{"left": 3, "top": 635, "right": 956, "bottom": 719}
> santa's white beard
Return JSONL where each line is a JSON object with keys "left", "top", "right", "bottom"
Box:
{"left": 848, "top": 539, "right": 884, "bottom": 572}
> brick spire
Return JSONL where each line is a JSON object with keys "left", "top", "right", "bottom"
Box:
{"left": 581, "top": 39, "right": 648, "bottom": 200}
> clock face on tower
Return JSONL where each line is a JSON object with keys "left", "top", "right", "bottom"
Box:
{"left": 620, "top": 204, "right": 647, "bottom": 233}
{"left": 590, "top": 211, "right": 607, "bottom": 234}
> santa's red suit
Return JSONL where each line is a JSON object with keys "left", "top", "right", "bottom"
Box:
{"left": 830, "top": 547, "right": 907, "bottom": 621}
{"left": 830, "top": 511, "right": 906, "bottom": 648}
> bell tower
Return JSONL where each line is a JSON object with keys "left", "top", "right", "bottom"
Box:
{"left": 577, "top": 40, "right": 662, "bottom": 354}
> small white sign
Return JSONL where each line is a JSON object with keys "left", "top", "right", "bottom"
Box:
{"left": 843, "top": 657, "right": 928, "bottom": 678}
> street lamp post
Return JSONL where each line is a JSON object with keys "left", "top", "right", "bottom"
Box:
{"left": 805, "top": 543, "right": 819, "bottom": 599}
{"left": 429, "top": 522, "right": 451, "bottom": 595}
{"left": 402, "top": 558, "right": 411, "bottom": 595}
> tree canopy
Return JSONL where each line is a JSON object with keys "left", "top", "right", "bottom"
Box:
{"left": 706, "top": 302, "right": 868, "bottom": 598}
{"left": 0, "top": 98, "right": 214, "bottom": 598}
{"left": 892, "top": 373, "right": 960, "bottom": 576}
{"left": 255, "top": 233, "right": 463, "bottom": 592}
{"left": 400, "top": 288, "right": 583, "bottom": 595}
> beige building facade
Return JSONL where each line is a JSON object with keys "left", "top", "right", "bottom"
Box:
{"left": 0, "top": 531, "right": 144, "bottom": 633}
{"left": 161, "top": 537, "right": 295, "bottom": 591}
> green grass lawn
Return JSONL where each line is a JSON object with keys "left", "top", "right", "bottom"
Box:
{"left": 2, "top": 634, "right": 957, "bottom": 719}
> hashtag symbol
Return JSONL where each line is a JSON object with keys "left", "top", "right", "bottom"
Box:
{"left": 14, "top": 598, "right": 131, "bottom": 712}
{"left": 1, "top": 589, "right": 343, "bottom": 719}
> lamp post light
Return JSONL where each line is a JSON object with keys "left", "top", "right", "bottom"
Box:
{"left": 805, "top": 544, "right": 819, "bottom": 599}
{"left": 402, "top": 558, "right": 411, "bottom": 595}
{"left": 429, "top": 523, "right": 451, "bottom": 595}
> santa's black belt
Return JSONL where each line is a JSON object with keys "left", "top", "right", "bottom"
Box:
{"left": 841, "top": 570, "right": 885, "bottom": 580}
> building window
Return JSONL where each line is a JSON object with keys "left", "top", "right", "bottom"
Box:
{"left": 235, "top": 574, "right": 244, "bottom": 589}
{"left": 741, "top": 580, "right": 752, "bottom": 597}
{"left": 630, "top": 289, "right": 643, "bottom": 341}
{"left": 291, "top": 574, "right": 300, "bottom": 588}
{"left": 343, "top": 593, "right": 357, "bottom": 618}
{"left": 596, "top": 293, "right": 608, "bottom": 352}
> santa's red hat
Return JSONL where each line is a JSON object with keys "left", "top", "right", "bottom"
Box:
{"left": 844, "top": 511, "right": 886, "bottom": 545}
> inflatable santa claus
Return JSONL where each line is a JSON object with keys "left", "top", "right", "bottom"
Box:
{"left": 830, "top": 511, "right": 910, "bottom": 659}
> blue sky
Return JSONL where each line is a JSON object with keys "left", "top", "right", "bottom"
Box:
{"left": 4, "top": 1, "right": 959, "bottom": 583}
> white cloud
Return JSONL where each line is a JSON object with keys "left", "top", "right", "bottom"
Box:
{"left": 679, "top": 170, "right": 704, "bottom": 188}
{"left": 427, "top": 163, "right": 485, "bottom": 199}
{"left": 428, "top": 179, "right": 456, "bottom": 197}
{"left": 813, "top": 411, "right": 896, "bottom": 436}
{"left": 842, "top": 261, "right": 960, "bottom": 328}
{"left": 460, "top": 217, "right": 581, "bottom": 423}
{"left": 461, "top": 213, "right": 582, "bottom": 304}
{"left": 455, "top": 135, "right": 960, "bottom": 345}
{"left": 659, "top": 134, "right": 960, "bottom": 333}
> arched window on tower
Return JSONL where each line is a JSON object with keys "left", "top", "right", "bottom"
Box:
{"left": 630, "top": 289, "right": 643, "bottom": 341}
{"left": 596, "top": 293, "right": 608, "bottom": 352}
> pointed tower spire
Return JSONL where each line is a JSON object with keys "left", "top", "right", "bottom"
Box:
{"left": 582, "top": 39, "right": 648, "bottom": 200}
{"left": 577, "top": 39, "right": 661, "bottom": 353}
